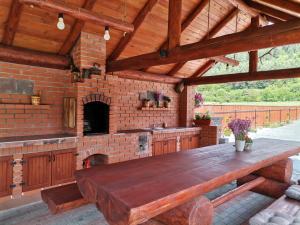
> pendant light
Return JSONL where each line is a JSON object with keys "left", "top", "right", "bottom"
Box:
{"left": 57, "top": 13, "right": 65, "bottom": 30}
{"left": 103, "top": 26, "right": 111, "bottom": 41}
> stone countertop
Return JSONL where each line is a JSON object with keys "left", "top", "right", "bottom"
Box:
{"left": 117, "top": 127, "right": 201, "bottom": 134}
{"left": 0, "top": 134, "right": 77, "bottom": 149}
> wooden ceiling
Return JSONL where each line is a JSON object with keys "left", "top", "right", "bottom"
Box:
{"left": 0, "top": 0, "right": 299, "bottom": 78}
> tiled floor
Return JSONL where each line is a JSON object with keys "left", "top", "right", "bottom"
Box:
{"left": 0, "top": 182, "right": 274, "bottom": 225}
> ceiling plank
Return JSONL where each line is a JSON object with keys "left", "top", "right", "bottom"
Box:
{"left": 190, "top": 60, "right": 216, "bottom": 78}
{"left": 108, "top": 0, "right": 158, "bottom": 61}
{"left": 19, "top": 0, "right": 134, "bottom": 33}
{"left": 106, "top": 19, "right": 300, "bottom": 72}
{"left": 185, "top": 67, "right": 300, "bottom": 85}
{"left": 254, "top": 0, "right": 300, "bottom": 18}
{"left": 59, "top": 0, "right": 97, "bottom": 55}
{"left": 2, "top": 0, "right": 23, "bottom": 45}
{"left": 0, "top": 44, "right": 69, "bottom": 69}
{"left": 245, "top": 0, "right": 297, "bottom": 21}
{"left": 167, "top": 8, "right": 239, "bottom": 76}
{"left": 167, "top": 0, "right": 182, "bottom": 50}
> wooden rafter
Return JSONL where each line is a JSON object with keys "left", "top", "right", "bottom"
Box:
{"left": 226, "top": 0, "right": 261, "bottom": 17}
{"left": 167, "top": 7, "right": 239, "bottom": 76}
{"left": 245, "top": 0, "right": 297, "bottom": 21}
{"left": 190, "top": 60, "right": 216, "bottom": 78}
{"left": 254, "top": 0, "right": 300, "bottom": 18}
{"left": 113, "top": 70, "right": 182, "bottom": 84}
{"left": 249, "top": 16, "right": 260, "bottom": 73}
{"left": 2, "top": 0, "right": 23, "bottom": 45}
{"left": 0, "top": 44, "right": 69, "bottom": 69}
{"left": 59, "top": 0, "right": 97, "bottom": 55}
{"left": 107, "top": 19, "right": 300, "bottom": 72}
{"left": 108, "top": 0, "right": 158, "bottom": 61}
{"left": 167, "top": 0, "right": 182, "bottom": 50}
{"left": 185, "top": 67, "right": 300, "bottom": 85}
{"left": 19, "top": 0, "right": 134, "bottom": 33}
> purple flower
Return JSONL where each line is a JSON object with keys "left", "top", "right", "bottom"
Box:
{"left": 154, "top": 92, "right": 163, "bottom": 101}
{"left": 195, "top": 93, "right": 204, "bottom": 107}
{"left": 228, "top": 119, "right": 251, "bottom": 136}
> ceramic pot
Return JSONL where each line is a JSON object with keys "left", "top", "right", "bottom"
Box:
{"left": 164, "top": 101, "right": 170, "bottom": 108}
{"left": 193, "top": 119, "right": 211, "bottom": 126}
{"left": 143, "top": 100, "right": 150, "bottom": 108}
{"left": 235, "top": 140, "right": 245, "bottom": 152}
{"left": 244, "top": 143, "right": 253, "bottom": 151}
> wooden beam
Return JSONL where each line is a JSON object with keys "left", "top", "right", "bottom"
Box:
{"left": 264, "top": 14, "right": 284, "bottom": 24}
{"left": 249, "top": 17, "right": 260, "bottom": 73}
{"left": 167, "top": 8, "right": 239, "bottom": 76}
{"left": 108, "top": 0, "right": 158, "bottom": 61}
{"left": 0, "top": 44, "right": 69, "bottom": 69}
{"left": 107, "top": 19, "right": 300, "bottom": 72}
{"left": 19, "top": 0, "right": 134, "bottom": 33}
{"left": 2, "top": 0, "right": 23, "bottom": 45}
{"left": 211, "top": 177, "right": 265, "bottom": 208}
{"left": 160, "top": 0, "right": 209, "bottom": 51}
{"left": 167, "top": 0, "right": 182, "bottom": 50}
{"left": 190, "top": 60, "right": 216, "bottom": 78}
{"left": 111, "top": 70, "right": 182, "bottom": 84}
{"left": 185, "top": 67, "right": 300, "bottom": 85}
{"left": 245, "top": 0, "right": 297, "bottom": 21}
{"left": 254, "top": 0, "right": 300, "bottom": 18}
{"left": 226, "top": 0, "right": 261, "bottom": 17}
{"left": 59, "top": 0, "right": 97, "bottom": 55}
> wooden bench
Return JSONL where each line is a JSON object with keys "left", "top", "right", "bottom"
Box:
{"left": 248, "top": 193, "right": 300, "bottom": 225}
{"left": 41, "top": 183, "right": 88, "bottom": 214}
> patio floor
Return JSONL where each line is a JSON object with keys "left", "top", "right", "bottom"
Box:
{"left": 0, "top": 182, "right": 274, "bottom": 225}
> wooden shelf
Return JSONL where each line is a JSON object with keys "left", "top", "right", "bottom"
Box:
{"left": 0, "top": 103, "right": 51, "bottom": 110}
{"left": 140, "top": 107, "right": 170, "bottom": 111}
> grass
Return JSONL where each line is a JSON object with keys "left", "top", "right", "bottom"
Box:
{"left": 204, "top": 102, "right": 300, "bottom": 106}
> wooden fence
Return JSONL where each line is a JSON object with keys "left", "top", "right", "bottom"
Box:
{"left": 195, "top": 104, "right": 300, "bottom": 129}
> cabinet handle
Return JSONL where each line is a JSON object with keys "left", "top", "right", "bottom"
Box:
{"left": 52, "top": 155, "right": 56, "bottom": 162}
{"left": 48, "top": 155, "right": 52, "bottom": 162}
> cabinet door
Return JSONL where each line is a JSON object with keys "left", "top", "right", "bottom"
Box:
{"left": 52, "top": 149, "right": 76, "bottom": 185}
{"left": 190, "top": 135, "right": 200, "bottom": 149}
{"left": 165, "top": 139, "right": 177, "bottom": 154}
{"left": 0, "top": 156, "right": 13, "bottom": 197}
{"left": 153, "top": 141, "right": 164, "bottom": 156}
{"left": 180, "top": 136, "right": 190, "bottom": 151}
{"left": 22, "top": 152, "right": 52, "bottom": 192}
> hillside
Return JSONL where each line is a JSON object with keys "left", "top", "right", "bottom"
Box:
{"left": 197, "top": 44, "right": 300, "bottom": 103}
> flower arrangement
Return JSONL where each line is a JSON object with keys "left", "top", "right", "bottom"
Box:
{"left": 228, "top": 119, "right": 252, "bottom": 151}
{"left": 228, "top": 119, "right": 251, "bottom": 138}
{"left": 154, "top": 92, "right": 163, "bottom": 107}
{"left": 245, "top": 136, "right": 253, "bottom": 151}
{"left": 194, "top": 111, "right": 211, "bottom": 126}
{"left": 195, "top": 93, "right": 204, "bottom": 107}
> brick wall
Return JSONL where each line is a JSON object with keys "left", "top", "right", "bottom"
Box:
{"left": 0, "top": 62, "right": 73, "bottom": 137}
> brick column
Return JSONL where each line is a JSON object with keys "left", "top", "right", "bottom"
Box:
{"left": 179, "top": 85, "right": 195, "bottom": 127}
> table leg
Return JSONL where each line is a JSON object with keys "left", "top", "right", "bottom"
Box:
{"left": 143, "top": 196, "right": 213, "bottom": 225}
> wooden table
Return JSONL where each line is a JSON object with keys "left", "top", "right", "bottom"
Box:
{"left": 75, "top": 138, "right": 300, "bottom": 225}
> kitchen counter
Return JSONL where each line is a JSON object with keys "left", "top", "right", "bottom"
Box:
{"left": 118, "top": 127, "right": 201, "bottom": 134}
{"left": 0, "top": 134, "right": 77, "bottom": 149}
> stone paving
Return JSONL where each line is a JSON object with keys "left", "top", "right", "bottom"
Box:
{"left": 0, "top": 181, "right": 274, "bottom": 225}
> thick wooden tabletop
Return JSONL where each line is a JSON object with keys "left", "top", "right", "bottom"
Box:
{"left": 75, "top": 138, "right": 300, "bottom": 225}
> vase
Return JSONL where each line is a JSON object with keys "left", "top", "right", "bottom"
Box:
{"left": 235, "top": 140, "right": 245, "bottom": 152}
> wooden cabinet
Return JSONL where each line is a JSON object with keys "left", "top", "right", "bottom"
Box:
{"left": 22, "top": 152, "right": 52, "bottom": 192}
{"left": 180, "top": 135, "right": 200, "bottom": 151}
{"left": 153, "top": 139, "right": 177, "bottom": 156}
{"left": 52, "top": 149, "right": 76, "bottom": 185}
{"left": 22, "top": 149, "right": 76, "bottom": 192}
{"left": 0, "top": 156, "right": 13, "bottom": 197}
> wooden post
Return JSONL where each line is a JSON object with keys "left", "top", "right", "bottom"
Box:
{"left": 249, "top": 17, "right": 260, "bottom": 73}
{"left": 167, "top": 0, "right": 182, "bottom": 50}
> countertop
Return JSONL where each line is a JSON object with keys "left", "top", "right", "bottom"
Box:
{"left": 117, "top": 127, "right": 201, "bottom": 134}
{"left": 0, "top": 134, "right": 77, "bottom": 149}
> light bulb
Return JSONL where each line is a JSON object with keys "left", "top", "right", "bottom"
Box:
{"left": 57, "top": 13, "right": 65, "bottom": 30}
{"left": 104, "top": 26, "right": 110, "bottom": 41}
